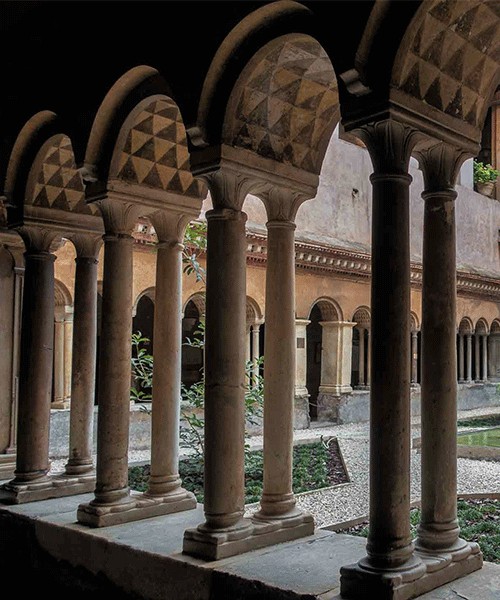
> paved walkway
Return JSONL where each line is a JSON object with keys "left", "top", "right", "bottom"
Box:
{"left": 49, "top": 405, "right": 500, "bottom": 527}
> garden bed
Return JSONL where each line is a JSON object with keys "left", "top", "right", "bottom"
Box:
{"left": 129, "top": 438, "right": 349, "bottom": 504}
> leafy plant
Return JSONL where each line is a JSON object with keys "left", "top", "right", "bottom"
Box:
{"left": 473, "top": 160, "right": 499, "bottom": 184}
{"left": 130, "top": 332, "right": 153, "bottom": 402}
{"left": 182, "top": 220, "right": 207, "bottom": 283}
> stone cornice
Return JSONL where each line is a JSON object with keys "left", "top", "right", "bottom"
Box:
{"left": 130, "top": 224, "right": 500, "bottom": 302}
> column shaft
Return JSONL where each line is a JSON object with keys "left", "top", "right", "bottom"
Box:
{"left": 14, "top": 251, "right": 55, "bottom": 481}
{"left": 256, "top": 221, "right": 297, "bottom": 518}
{"left": 251, "top": 324, "right": 260, "bottom": 387}
{"left": 458, "top": 334, "right": 464, "bottom": 382}
{"left": 411, "top": 332, "right": 419, "bottom": 384}
{"left": 65, "top": 257, "right": 98, "bottom": 475}
{"left": 358, "top": 327, "right": 365, "bottom": 386}
{"left": 466, "top": 335, "right": 472, "bottom": 382}
{"left": 366, "top": 330, "right": 371, "bottom": 386}
{"left": 147, "top": 241, "right": 184, "bottom": 496}
{"left": 53, "top": 318, "right": 65, "bottom": 404}
{"left": 93, "top": 234, "right": 134, "bottom": 506}
{"left": 482, "top": 335, "right": 488, "bottom": 381}
{"left": 63, "top": 316, "right": 73, "bottom": 401}
{"left": 7, "top": 269, "right": 23, "bottom": 452}
{"left": 368, "top": 172, "right": 413, "bottom": 568}
{"left": 418, "top": 190, "right": 461, "bottom": 552}
{"left": 475, "top": 335, "right": 480, "bottom": 382}
{"left": 203, "top": 208, "right": 247, "bottom": 530}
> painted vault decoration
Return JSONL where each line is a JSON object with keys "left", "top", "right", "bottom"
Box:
{"left": 230, "top": 36, "right": 338, "bottom": 173}
{"left": 32, "top": 136, "right": 97, "bottom": 215}
{"left": 395, "top": 0, "right": 500, "bottom": 127}
{"left": 116, "top": 98, "right": 202, "bottom": 198}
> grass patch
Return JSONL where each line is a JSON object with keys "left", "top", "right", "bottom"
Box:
{"left": 129, "top": 439, "right": 348, "bottom": 505}
{"left": 457, "top": 415, "right": 500, "bottom": 428}
{"left": 337, "top": 499, "right": 500, "bottom": 564}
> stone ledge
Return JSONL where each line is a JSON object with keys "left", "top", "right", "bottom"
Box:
{"left": 0, "top": 472, "right": 95, "bottom": 504}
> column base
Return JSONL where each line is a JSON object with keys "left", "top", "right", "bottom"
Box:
{"left": 317, "top": 392, "right": 343, "bottom": 422}
{"left": 77, "top": 488, "right": 197, "bottom": 527}
{"left": 0, "top": 453, "right": 16, "bottom": 481}
{"left": 51, "top": 400, "right": 70, "bottom": 410}
{"left": 0, "top": 471, "right": 95, "bottom": 504}
{"left": 340, "top": 542, "right": 482, "bottom": 600}
{"left": 294, "top": 392, "right": 310, "bottom": 429}
{"left": 183, "top": 511, "right": 314, "bottom": 561}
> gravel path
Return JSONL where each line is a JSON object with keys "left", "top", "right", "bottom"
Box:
{"left": 49, "top": 405, "right": 500, "bottom": 527}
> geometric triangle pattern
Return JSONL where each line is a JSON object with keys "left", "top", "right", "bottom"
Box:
{"left": 395, "top": 0, "right": 500, "bottom": 127}
{"left": 31, "top": 136, "right": 98, "bottom": 215}
{"left": 116, "top": 98, "right": 204, "bottom": 198}
{"left": 230, "top": 36, "right": 338, "bottom": 174}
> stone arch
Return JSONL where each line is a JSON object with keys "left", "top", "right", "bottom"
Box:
{"left": 392, "top": 0, "right": 500, "bottom": 134}
{"left": 410, "top": 311, "right": 420, "bottom": 332}
{"left": 246, "top": 295, "right": 263, "bottom": 325}
{"left": 491, "top": 319, "right": 500, "bottom": 334}
{"left": 133, "top": 287, "right": 156, "bottom": 315}
{"left": 108, "top": 94, "right": 204, "bottom": 198}
{"left": 195, "top": 1, "right": 316, "bottom": 148}
{"left": 223, "top": 33, "right": 339, "bottom": 176}
{"left": 54, "top": 279, "right": 73, "bottom": 307}
{"left": 83, "top": 66, "right": 173, "bottom": 184}
{"left": 352, "top": 306, "right": 371, "bottom": 328}
{"left": 458, "top": 317, "right": 474, "bottom": 334}
{"left": 309, "top": 297, "right": 342, "bottom": 322}
{"left": 475, "top": 318, "right": 489, "bottom": 335}
{"left": 183, "top": 292, "right": 206, "bottom": 317}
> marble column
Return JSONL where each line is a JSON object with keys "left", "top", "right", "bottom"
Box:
{"left": 458, "top": 334, "right": 464, "bottom": 382}
{"left": 466, "top": 334, "right": 473, "bottom": 382}
{"left": 78, "top": 200, "right": 141, "bottom": 526}
{"left": 251, "top": 323, "right": 260, "bottom": 387}
{"left": 144, "top": 210, "right": 196, "bottom": 511}
{"left": 366, "top": 329, "right": 371, "bottom": 387}
{"left": 415, "top": 143, "right": 481, "bottom": 576}
{"left": 6, "top": 228, "right": 57, "bottom": 486}
{"left": 245, "top": 326, "right": 251, "bottom": 363}
{"left": 341, "top": 121, "right": 425, "bottom": 597}
{"left": 52, "top": 311, "right": 66, "bottom": 407}
{"left": 0, "top": 247, "right": 15, "bottom": 458}
{"left": 63, "top": 312, "right": 73, "bottom": 403}
{"left": 64, "top": 235, "right": 101, "bottom": 476}
{"left": 411, "top": 331, "right": 419, "bottom": 385}
{"left": 294, "top": 318, "right": 310, "bottom": 428}
{"left": 358, "top": 327, "right": 365, "bottom": 387}
{"left": 482, "top": 335, "right": 488, "bottom": 381}
{"left": 184, "top": 169, "right": 253, "bottom": 557}
{"left": 475, "top": 335, "right": 481, "bottom": 382}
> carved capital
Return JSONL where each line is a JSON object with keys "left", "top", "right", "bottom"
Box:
{"left": 96, "top": 198, "right": 142, "bottom": 236}
{"left": 355, "top": 120, "right": 422, "bottom": 175}
{"left": 149, "top": 210, "right": 192, "bottom": 245}
{"left": 68, "top": 233, "right": 103, "bottom": 260}
{"left": 16, "top": 225, "right": 59, "bottom": 254}
{"left": 256, "top": 184, "right": 311, "bottom": 224}
{"left": 415, "top": 143, "right": 469, "bottom": 195}
{"left": 201, "top": 168, "right": 255, "bottom": 211}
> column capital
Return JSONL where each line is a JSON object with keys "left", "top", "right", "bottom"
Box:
{"left": 256, "top": 184, "right": 312, "bottom": 224}
{"left": 201, "top": 167, "right": 256, "bottom": 211}
{"left": 206, "top": 207, "right": 247, "bottom": 224}
{"left": 415, "top": 142, "right": 470, "bottom": 195}
{"left": 149, "top": 210, "right": 192, "bottom": 245}
{"left": 69, "top": 233, "right": 102, "bottom": 260}
{"left": 96, "top": 197, "right": 142, "bottom": 236}
{"left": 295, "top": 318, "right": 311, "bottom": 327}
{"left": 355, "top": 119, "right": 422, "bottom": 175}
{"left": 16, "top": 225, "right": 59, "bottom": 255}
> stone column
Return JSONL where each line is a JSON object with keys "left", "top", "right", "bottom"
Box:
{"left": 245, "top": 326, "right": 251, "bottom": 363}
{"left": 63, "top": 311, "right": 73, "bottom": 403}
{"left": 411, "top": 331, "right": 419, "bottom": 385}
{"left": 254, "top": 186, "right": 309, "bottom": 522}
{"left": 466, "top": 334, "right": 473, "bottom": 382}
{"left": 482, "top": 335, "right": 488, "bottom": 382}
{"left": 7, "top": 228, "right": 57, "bottom": 486}
{"left": 7, "top": 261, "right": 24, "bottom": 454}
{"left": 144, "top": 210, "right": 196, "bottom": 510}
{"left": 251, "top": 323, "right": 260, "bottom": 387}
{"left": 475, "top": 335, "right": 481, "bottom": 382}
{"left": 64, "top": 235, "right": 101, "bottom": 476}
{"left": 458, "top": 333, "right": 464, "bottom": 382}
{"left": 52, "top": 311, "right": 66, "bottom": 407}
{"left": 415, "top": 143, "right": 481, "bottom": 574}
{"left": 78, "top": 200, "right": 141, "bottom": 526}
{"left": 341, "top": 121, "right": 425, "bottom": 597}
{"left": 366, "top": 329, "right": 371, "bottom": 387}
{"left": 184, "top": 169, "right": 253, "bottom": 554}
{"left": 294, "top": 318, "right": 310, "bottom": 428}
{"left": 0, "top": 246, "right": 15, "bottom": 457}
{"left": 358, "top": 327, "right": 365, "bottom": 387}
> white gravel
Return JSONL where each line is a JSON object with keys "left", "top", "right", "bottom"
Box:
{"left": 49, "top": 406, "right": 500, "bottom": 528}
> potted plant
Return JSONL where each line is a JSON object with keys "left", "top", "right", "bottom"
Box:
{"left": 473, "top": 160, "right": 499, "bottom": 197}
